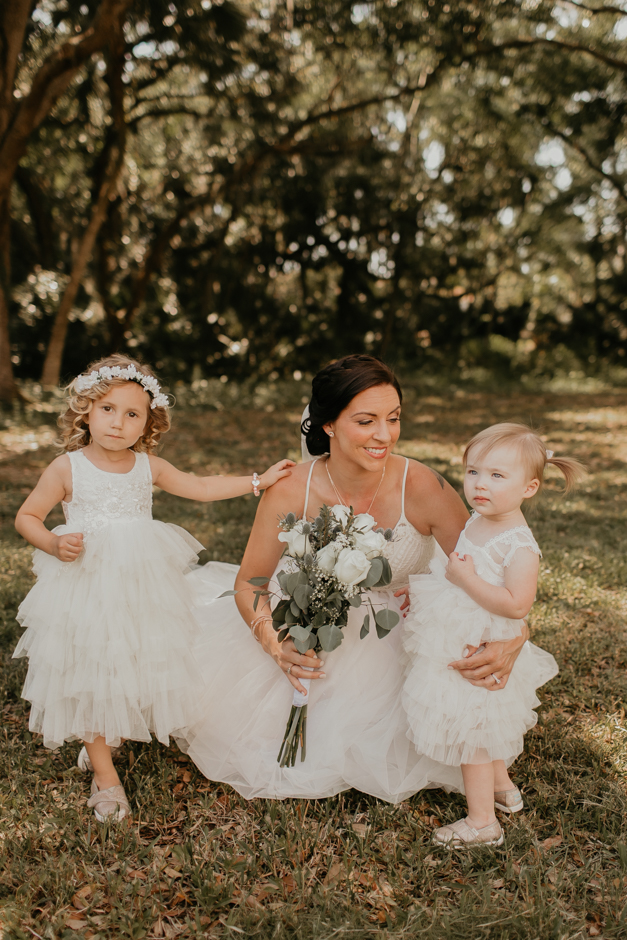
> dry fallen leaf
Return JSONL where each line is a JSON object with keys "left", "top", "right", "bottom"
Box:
{"left": 541, "top": 835, "right": 563, "bottom": 850}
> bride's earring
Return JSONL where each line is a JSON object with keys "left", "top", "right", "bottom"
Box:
{"left": 328, "top": 431, "right": 335, "bottom": 437}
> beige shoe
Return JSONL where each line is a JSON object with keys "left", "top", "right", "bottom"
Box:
{"left": 77, "top": 747, "right": 93, "bottom": 772}
{"left": 433, "top": 817, "right": 503, "bottom": 848}
{"left": 87, "top": 779, "right": 131, "bottom": 823}
{"left": 494, "top": 786, "right": 524, "bottom": 814}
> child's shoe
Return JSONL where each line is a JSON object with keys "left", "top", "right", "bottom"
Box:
{"left": 494, "top": 786, "right": 524, "bottom": 813}
{"left": 87, "top": 779, "right": 131, "bottom": 823}
{"left": 433, "top": 817, "right": 503, "bottom": 847}
{"left": 77, "top": 747, "right": 93, "bottom": 772}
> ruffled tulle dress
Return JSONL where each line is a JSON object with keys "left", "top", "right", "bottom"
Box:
{"left": 402, "top": 513, "right": 558, "bottom": 768}
{"left": 13, "top": 449, "right": 206, "bottom": 750}
{"left": 182, "top": 457, "right": 468, "bottom": 802}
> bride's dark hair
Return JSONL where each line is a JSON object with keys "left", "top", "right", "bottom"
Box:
{"left": 302, "top": 355, "right": 402, "bottom": 456}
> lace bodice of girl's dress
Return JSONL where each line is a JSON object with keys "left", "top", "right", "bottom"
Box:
{"left": 62, "top": 450, "right": 153, "bottom": 535}
{"left": 303, "top": 456, "right": 436, "bottom": 590}
{"left": 455, "top": 512, "right": 541, "bottom": 586}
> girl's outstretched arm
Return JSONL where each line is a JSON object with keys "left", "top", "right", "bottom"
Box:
{"left": 149, "top": 456, "right": 295, "bottom": 502}
{"left": 445, "top": 547, "right": 539, "bottom": 620}
{"left": 15, "top": 456, "right": 84, "bottom": 561}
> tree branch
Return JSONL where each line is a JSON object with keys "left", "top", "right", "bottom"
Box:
{"left": 544, "top": 118, "right": 627, "bottom": 204}
{"left": 0, "top": 0, "right": 133, "bottom": 198}
{"left": 476, "top": 36, "right": 627, "bottom": 73}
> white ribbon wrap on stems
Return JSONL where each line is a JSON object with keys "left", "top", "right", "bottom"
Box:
{"left": 292, "top": 673, "right": 311, "bottom": 707}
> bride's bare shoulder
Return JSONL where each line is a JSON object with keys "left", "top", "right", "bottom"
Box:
{"left": 258, "top": 460, "right": 314, "bottom": 514}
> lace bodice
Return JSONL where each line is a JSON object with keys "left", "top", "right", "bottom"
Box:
{"left": 62, "top": 450, "right": 153, "bottom": 535}
{"left": 303, "top": 457, "right": 435, "bottom": 591}
{"left": 456, "top": 513, "right": 541, "bottom": 587}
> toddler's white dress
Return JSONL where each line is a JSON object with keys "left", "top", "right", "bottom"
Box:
{"left": 13, "top": 449, "right": 206, "bottom": 750}
{"left": 402, "top": 513, "right": 558, "bottom": 768}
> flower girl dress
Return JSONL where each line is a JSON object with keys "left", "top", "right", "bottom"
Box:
{"left": 402, "top": 513, "right": 558, "bottom": 769}
{"left": 14, "top": 450, "right": 206, "bottom": 750}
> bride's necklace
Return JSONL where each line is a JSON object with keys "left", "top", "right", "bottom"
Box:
{"left": 325, "top": 458, "right": 386, "bottom": 516}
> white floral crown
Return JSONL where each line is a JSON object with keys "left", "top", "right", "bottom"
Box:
{"left": 74, "top": 364, "right": 170, "bottom": 410}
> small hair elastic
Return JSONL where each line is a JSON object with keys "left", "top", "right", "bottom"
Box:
{"left": 251, "top": 472, "right": 261, "bottom": 497}
{"left": 546, "top": 449, "right": 554, "bottom": 459}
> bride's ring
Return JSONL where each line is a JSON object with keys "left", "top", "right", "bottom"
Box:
{"left": 287, "top": 665, "right": 292, "bottom": 676}
{"left": 492, "top": 673, "right": 501, "bottom": 684}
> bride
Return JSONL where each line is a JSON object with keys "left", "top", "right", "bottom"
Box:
{"left": 184, "top": 355, "right": 528, "bottom": 801}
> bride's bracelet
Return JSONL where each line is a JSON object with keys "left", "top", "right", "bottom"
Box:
{"left": 250, "top": 615, "right": 272, "bottom": 642}
{"left": 251, "top": 472, "right": 261, "bottom": 497}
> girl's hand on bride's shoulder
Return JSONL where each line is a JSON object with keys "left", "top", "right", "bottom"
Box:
{"left": 259, "top": 459, "right": 296, "bottom": 491}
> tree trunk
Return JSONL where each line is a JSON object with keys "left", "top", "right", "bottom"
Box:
{"left": 40, "top": 31, "right": 127, "bottom": 389}
{"left": 0, "top": 0, "right": 133, "bottom": 401}
{"left": 40, "top": 156, "right": 122, "bottom": 387}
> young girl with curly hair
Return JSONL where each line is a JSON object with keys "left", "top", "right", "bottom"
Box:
{"left": 13, "top": 355, "right": 293, "bottom": 823}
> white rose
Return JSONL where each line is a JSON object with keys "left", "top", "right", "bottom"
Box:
{"left": 352, "top": 513, "right": 376, "bottom": 534}
{"left": 334, "top": 547, "right": 370, "bottom": 587}
{"left": 353, "top": 528, "right": 387, "bottom": 559}
{"left": 278, "top": 525, "right": 310, "bottom": 558}
{"left": 316, "top": 542, "right": 339, "bottom": 573}
{"left": 331, "top": 504, "right": 351, "bottom": 526}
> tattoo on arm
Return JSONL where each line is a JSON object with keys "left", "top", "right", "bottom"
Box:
{"left": 429, "top": 467, "right": 445, "bottom": 489}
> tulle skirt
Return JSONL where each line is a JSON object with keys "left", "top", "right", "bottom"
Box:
{"left": 180, "top": 562, "right": 466, "bottom": 802}
{"left": 14, "top": 520, "right": 207, "bottom": 750}
{"left": 402, "top": 560, "right": 559, "bottom": 767}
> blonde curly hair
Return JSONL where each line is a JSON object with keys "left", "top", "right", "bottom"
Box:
{"left": 59, "top": 354, "right": 171, "bottom": 453}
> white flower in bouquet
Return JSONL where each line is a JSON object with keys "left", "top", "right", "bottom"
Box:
{"left": 316, "top": 542, "right": 339, "bottom": 573}
{"left": 352, "top": 512, "right": 376, "bottom": 533}
{"left": 278, "top": 523, "right": 311, "bottom": 557}
{"left": 334, "top": 547, "right": 371, "bottom": 587}
{"left": 331, "top": 504, "right": 351, "bottom": 526}
{"left": 353, "top": 527, "right": 387, "bottom": 559}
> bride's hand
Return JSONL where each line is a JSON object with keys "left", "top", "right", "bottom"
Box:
{"left": 394, "top": 586, "right": 410, "bottom": 616}
{"left": 447, "top": 623, "right": 529, "bottom": 690}
{"left": 258, "top": 621, "right": 325, "bottom": 694}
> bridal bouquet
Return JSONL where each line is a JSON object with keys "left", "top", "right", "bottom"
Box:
{"left": 253, "top": 504, "right": 400, "bottom": 766}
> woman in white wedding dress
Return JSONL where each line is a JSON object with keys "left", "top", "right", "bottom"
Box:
{"left": 184, "top": 355, "right": 529, "bottom": 801}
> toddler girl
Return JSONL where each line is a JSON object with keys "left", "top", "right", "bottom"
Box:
{"left": 13, "top": 355, "right": 293, "bottom": 823}
{"left": 402, "top": 423, "right": 584, "bottom": 847}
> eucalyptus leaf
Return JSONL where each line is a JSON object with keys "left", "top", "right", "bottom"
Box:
{"left": 317, "top": 624, "right": 344, "bottom": 652}
{"left": 289, "top": 624, "right": 313, "bottom": 653}
{"left": 294, "top": 584, "right": 314, "bottom": 610}
{"left": 375, "top": 608, "right": 400, "bottom": 637}
{"left": 348, "top": 594, "right": 362, "bottom": 608}
{"left": 248, "top": 576, "right": 269, "bottom": 586}
{"left": 218, "top": 589, "right": 238, "bottom": 598}
{"left": 277, "top": 628, "right": 289, "bottom": 643}
{"left": 360, "top": 556, "right": 383, "bottom": 588}
{"left": 360, "top": 613, "right": 370, "bottom": 639}
{"left": 374, "top": 556, "right": 392, "bottom": 588}
{"left": 290, "top": 600, "right": 301, "bottom": 618}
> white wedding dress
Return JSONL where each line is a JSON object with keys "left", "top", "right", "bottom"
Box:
{"left": 183, "top": 457, "right": 466, "bottom": 802}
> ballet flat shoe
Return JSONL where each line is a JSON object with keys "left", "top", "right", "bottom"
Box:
{"left": 87, "top": 779, "right": 131, "bottom": 823}
{"left": 494, "top": 787, "right": 524, "bottom": 814}
{"left": 433, "top": 817, "right": 504, "bottom": 848}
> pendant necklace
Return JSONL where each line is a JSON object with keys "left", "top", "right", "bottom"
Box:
{"left": 325, "top": 458, "right": 386, "bottom": 516}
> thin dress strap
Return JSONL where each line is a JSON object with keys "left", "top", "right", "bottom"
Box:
{"left": 398, "top": 457, "right": 410, "bottom": 523}
{"left": 302, "top": 457, "right": 320, "bottom": 520}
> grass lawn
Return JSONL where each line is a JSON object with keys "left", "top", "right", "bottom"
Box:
{"left": 1, "top": 381, "right": 626, "bottom": 939}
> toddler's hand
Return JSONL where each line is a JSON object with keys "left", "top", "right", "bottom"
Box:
{"left": 445, "top": 551, "right": 476, "bottom": 587}
{"left": 259, "top": 459, "right": 295, "bottom": 490}
{"left": 53, "top": 532, "right": 84, "bottom": 562}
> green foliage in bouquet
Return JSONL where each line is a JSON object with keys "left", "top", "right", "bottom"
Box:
{"left": 268, "top": 505, "right": 398, "bottom": 654}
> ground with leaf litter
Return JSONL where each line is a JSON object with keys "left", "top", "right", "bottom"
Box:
{"left": 1, "top": 380, "right": 626, "bottom": 939}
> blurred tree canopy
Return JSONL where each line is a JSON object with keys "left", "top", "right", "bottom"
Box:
{"left": 1, "top": 0, "right": 626, "bottom": 400}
